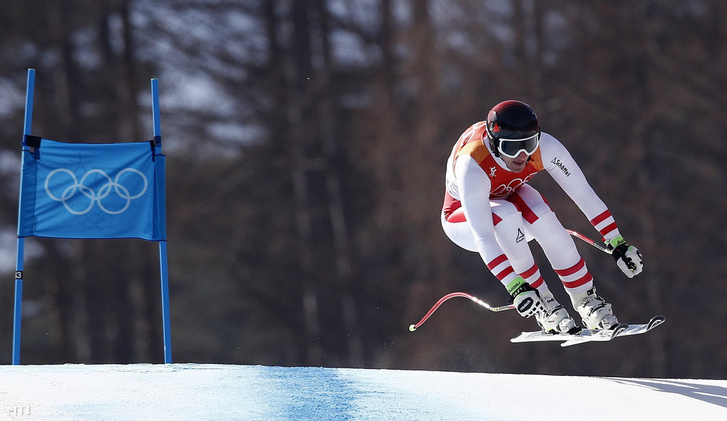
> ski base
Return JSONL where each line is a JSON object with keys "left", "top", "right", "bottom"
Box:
{"left": 510, "top": 315, "right": 665, "bottom": 347}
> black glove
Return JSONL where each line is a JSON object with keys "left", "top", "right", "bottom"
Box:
{"left": 608, "top": 235, "right": 643, "bottom": 278}
{"left": 508, "top": 277, "right": 545, "bottom": 318}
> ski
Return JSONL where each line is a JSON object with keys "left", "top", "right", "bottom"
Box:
{"left": 559, "top": 323, "right": 629, "bottom": 347}
{"left": 562, "top": 315, "right": 665, "bottom": 347}
{"left": 510, "top": 324, "right": 624, "bottom": 345}
{"left": 593, "top": 314, "right": 666, "bottom": 340}
{"left": 510, "top": 315, "right": 665, "bottom": 347}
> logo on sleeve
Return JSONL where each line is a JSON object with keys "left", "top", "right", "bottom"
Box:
{"left": 551, "top": 158, "right": 571, "bottom": 177}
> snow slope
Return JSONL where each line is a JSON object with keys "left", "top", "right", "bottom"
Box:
{"left": 0, "top": 364, "right": 725, "bottom": 420}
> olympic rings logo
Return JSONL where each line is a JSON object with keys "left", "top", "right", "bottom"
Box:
{"left": 490, "top": 173, "right": 537, "bottom": 199}
{"left": 44, "top": 168, "right": 148, "bottom": 215}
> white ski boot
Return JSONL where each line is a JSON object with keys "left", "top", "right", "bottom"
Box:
{"left": 570, "top": 287, "right": 619, "bottom": 330}
{"left": 535, "top": 292, "right": 579, "bottom": 334}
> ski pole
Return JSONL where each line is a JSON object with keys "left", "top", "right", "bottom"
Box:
{"left": 409, "top": 292, "right": 514, "bottom": 332}
{"left": 567, "top": 229, "right": 612, "bottom": 254}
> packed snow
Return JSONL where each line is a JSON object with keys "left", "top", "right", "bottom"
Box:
{"left": 0, "top": 364, "right": 725, "bottom": 420}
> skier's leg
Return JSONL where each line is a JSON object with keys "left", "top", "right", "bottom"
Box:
{"left": 490, "top": 200, "right": 547, "bottom": 294}
{"left": 515, "top": 185, "right": 618, "bottom": 330}
{"left": 441, "top": 211, "right": 478, "bottom": 252}
{"left": 491, "top": 200, "right": 576, "bottom": 333}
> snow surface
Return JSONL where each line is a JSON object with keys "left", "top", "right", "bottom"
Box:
{"left": 0, "top": 364, "right": 726, "bottom": 420}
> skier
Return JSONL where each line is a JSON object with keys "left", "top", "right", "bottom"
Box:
{"left": 441, "top": 100, "right": 643, "bottom": 334}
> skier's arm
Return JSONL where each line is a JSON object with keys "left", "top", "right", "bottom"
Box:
{"left": 454, "top": 156, "right": 526, "bottom": 288}
{"left": 540, "top": 134, "right": 643, "bottom": 277}
{"left": 539, "top": 134, "right": 616, "bottom": 237}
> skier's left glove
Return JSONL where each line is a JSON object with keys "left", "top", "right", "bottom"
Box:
{"left": 608, "top": 235, "right": 643, "bottom": 278}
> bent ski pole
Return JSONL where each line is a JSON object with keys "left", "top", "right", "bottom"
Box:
{"left": 409, "top": 292, "right": 514, "bottom": 332}
{"left": 567, "top": 229, "right": 612, "bottom": 255}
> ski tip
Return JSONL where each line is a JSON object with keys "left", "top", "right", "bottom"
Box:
{"left": 647, "top": 315, "right": 666, "bottom": 330}
{"left": 408, "top": 324, "right": 417, "bottom": 332}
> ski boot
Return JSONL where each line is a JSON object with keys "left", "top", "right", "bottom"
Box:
{"left": 535, "top": 291, "right": 579, "bottom": 334}
{"left": 570, "top": 287, "right": 619, "bottom": 330}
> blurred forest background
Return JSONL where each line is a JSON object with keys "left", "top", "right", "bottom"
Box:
{"left": 1, "top": 0, "right": 726, "bottom": 379}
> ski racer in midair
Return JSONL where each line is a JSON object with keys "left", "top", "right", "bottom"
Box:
{"left": 441, "top": 100, "right": 643, "bottom": 333}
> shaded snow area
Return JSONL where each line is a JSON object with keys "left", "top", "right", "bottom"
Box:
{"left": 0, "top": 364, "right": 726, "bottom": 420}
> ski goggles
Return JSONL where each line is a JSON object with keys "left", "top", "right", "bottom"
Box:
{"left": 497, "top": 133, "right": 540, "bottom": 159}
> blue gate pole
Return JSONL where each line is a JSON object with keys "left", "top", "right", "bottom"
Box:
{"left": 13, "top": 68, "right": 35, "bottom": 365}
{"left": 159, "top": 241, "right": 172, "bottom": 363}
{"left": 12, "top": 240, "right": 24, "bottom": 365}
{"left": 152, "top": 78, "right": 172, "bottom": 364}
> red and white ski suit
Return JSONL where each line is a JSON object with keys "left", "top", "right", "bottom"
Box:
{"left": 441, "top": 121, "right": 620, "bottom": 297}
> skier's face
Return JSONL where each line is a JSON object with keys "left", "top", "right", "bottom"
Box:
{"left": 502, "top": 151, "right": 529, "bottom": 173}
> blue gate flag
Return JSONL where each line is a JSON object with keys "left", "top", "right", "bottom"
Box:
{"left": 17, "top": 136, "right": 166, "bottom": 241}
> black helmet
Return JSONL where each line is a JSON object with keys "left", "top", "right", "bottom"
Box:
{"left": 485, "top": 100, "right": 540, "bottom": 158}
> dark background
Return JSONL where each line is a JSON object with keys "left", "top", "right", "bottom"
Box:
{"left": 1, "top": 0, "right": 725, "bottom": 379}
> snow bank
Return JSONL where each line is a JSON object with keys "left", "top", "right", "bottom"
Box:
{"left": 0, "top": 364, "right": 725, "bottom": 420}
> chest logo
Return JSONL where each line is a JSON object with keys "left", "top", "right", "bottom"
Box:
{"left": 491, "top": 173, "right": 538, "bottom": 199}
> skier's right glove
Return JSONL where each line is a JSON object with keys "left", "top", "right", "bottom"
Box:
{"left": 507, "top": 276, "right": 545, "bottom": 318}
{"left": 608, "top": 235, "right": 643, "bottom": 278}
